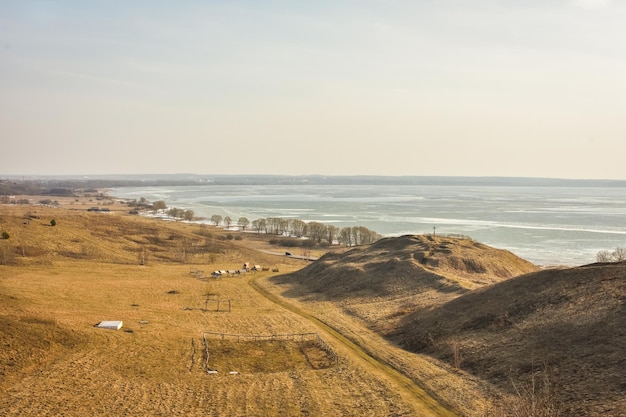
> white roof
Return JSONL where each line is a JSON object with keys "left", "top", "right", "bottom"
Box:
{"left": 96, "top": 320, "right": 123, "bottom": 330}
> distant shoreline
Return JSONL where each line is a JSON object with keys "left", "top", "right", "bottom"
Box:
{"left": 3, "top": 174, "right": 626, "bottom": 188}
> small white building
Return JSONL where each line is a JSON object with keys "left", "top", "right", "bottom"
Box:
{"left": 96, "top": 320, "right": 123, "bottom": 330}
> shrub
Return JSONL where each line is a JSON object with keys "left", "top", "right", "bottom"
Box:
{"left": 195, "top": 228, "right": 214, "bottom": 239}
{"left": 1, "top": 231, "right": 9, "bottom": 240}
{"left": 596, "top": 247, "right": 626, "bottom": 263}
{"left": 301, "top": 239, "right": 315, "bottom": 248}
{"left": 50, "top": 219, "right": 57, "bottom": 227}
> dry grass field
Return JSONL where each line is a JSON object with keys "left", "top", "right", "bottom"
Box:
{"left": 3, "top": 199, "right": 623, "bottom": 416}
{"left": 0, "top": 203, "right": 455, "bottom": 416}
{"left": 269, "top": 235, "right": 626, "bottom": 416}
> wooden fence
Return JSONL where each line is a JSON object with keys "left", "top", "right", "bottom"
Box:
{"left": 203, "top": 331, "right": 319, "bottom": 342}
{"left": 201, "top": 331, "right": 338, "bottom": 373}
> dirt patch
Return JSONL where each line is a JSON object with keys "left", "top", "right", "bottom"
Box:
{"left": 205, "top": 339, "right": 336, "bottom": 374}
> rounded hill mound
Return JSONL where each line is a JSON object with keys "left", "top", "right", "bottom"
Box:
{"left": 281, "top": 234, "right": 538, "bottom": 301}
{"left": 272, "top": 235, "right": 539, "bottom": 335}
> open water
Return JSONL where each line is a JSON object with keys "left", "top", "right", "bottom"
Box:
{"left": 111, "top": 177, "right": 626, "bottom": 266}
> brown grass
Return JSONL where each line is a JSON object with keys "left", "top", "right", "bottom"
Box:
{"left": 273, "top": 234, "right": 538, "bottom": 337}
{"left": 392, "top": 263, "right": 626, "bottom": 416}
{"left": 267, "top": 234, "right": 626, "bottom": 416}
{"left": 6, "top": 199, "right": 621, "bottom": 416}
{"left": 0, "top": 203, "right": 449, "bottom": 416}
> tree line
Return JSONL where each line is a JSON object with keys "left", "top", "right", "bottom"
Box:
{"left": 209, "top": 214, "right": 381, "bottom": 247}
{"left": 140, "top": 200, "right": 381, "bottom": 247}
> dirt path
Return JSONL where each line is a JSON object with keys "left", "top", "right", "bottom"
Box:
{"left": 248, "top": 274, "right": 458, "bottom": 417}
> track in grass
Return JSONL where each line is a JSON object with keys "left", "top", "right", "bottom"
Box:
{"left": 248, "top": 274, "right": 458, "bottom": 417}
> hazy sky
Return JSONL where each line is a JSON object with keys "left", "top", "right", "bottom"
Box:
{"left": 1, "top": 1, "right": 625, "bottom": 179}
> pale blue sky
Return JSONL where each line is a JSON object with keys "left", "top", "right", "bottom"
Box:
{"left": 1, "top": 0, "right": 625, "bottom": 178}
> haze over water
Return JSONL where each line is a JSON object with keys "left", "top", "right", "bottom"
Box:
{"left": 111, "top": 177, "right": 626, "bottom": 267}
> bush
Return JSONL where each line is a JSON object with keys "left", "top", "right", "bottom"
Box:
{"left": 195, "top": 228, "right": 214, "bottom": 239}
{"left": 226, "top": 234, "right": 233, "bottom": 240}
{"left": 301, "top": 239, "right": 315, "bottom": 248}
{"left": 1, "top": 231, "right": 9, "bottom": 240}
{"left": 596, "top": 247, "right": 626, "bottom": 263}
{"left": 50, "top": 219, "right": 57, "bottom": 227}
{"left": 489, "top": 365, "right": 564, "bottom": 417}
{"left": 234, "top": 235, "right": 242, "bottom": 241}
{"left": 268, "top": 238, "right": 310, "bottom": 247}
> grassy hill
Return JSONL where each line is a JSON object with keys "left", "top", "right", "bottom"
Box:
{"left": 392, "top": 262, "right": 626, "bottom": 416}
{"left": 0, "top": 204, "right": 447, "bottom": 417}
{"left": 271, "top": 234, "right": 625, "bottom": 416}
{"left": 275, "top": 234, "right": 539, "bottom": 333}
{"left": 286, "top": 234, "right": 538, "bottom": 295}
{"left": 3, "top": 202, "right": 624, "bottom": 416}
{"left": 0, "top": 204, "right": 242, "bottom": 266}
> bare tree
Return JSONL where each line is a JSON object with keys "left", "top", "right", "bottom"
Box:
{"left": 326, "top": 225, "right": 339, "bottom": 245}
{"left": 237, "top": 217, "right": 250, "bottom": 231}
{"left": 152, "top": 200, "right": 167, "bottom": 212}
{"left": 596, "top": 250, "right": 612, "bottom": 263}
{"left": 612, "top": 247, "right": 626, "bottom": 261}
{"left": 210, "top": 214, "right": 222, "bottom": 226}
{"left": 278, "top": 218, "right": 289, "bottom": 235}
{"left": 252, "top": 218, "right": 266, "bottom": 233}
{"left": 289, "top": 219, "right": 307, "bottom": 237}
{"left": 596, "top": 247, "right": 626, "bottom": 263}
{"left": 224, "top": 216, "right": 232, "bottom": 229}
{"left": 358, "top": 226, "right": 380, "bottom": 245}
{"left": 266, "top": 217, "right": 287, "bottom": 234}
{"left": 339, "top": 227, "right": 353, "bottom": 246}
{"left": 307, "top": 221, "right": 326, "bottom": 244}
{"left": 184, "top": 210, "right": 194, "bottom": 221}
{"left": 351, "top": 226, "right": 361, "bottom": 245}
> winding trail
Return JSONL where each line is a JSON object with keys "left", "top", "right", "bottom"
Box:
{"left": 248, "top": 274, "right": 458, "bottom": 417}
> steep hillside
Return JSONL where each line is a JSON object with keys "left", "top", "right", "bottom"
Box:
{"left": 393, "top": 262, "right": 626, "bottom": 416}
{"left": 274, "top": 235, "right": 538, "bottom": 333}
{"left": 287, "top": 235, "right": 538, "bottom": 298}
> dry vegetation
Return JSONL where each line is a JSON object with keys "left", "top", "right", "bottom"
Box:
{"left": 269, "top": 235, "right": 626, "bottom": 416}
{"left": 2, "top": 198, "right": 624, "bottom": 416}
{"left": 394, "top": 262, "right": 626, "bottom": 416}
{"left": 273, "top": 235, "right": 539, "bottom": 335}
{"left": 0, "top": 202, "right": 447, "bottom": 416}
